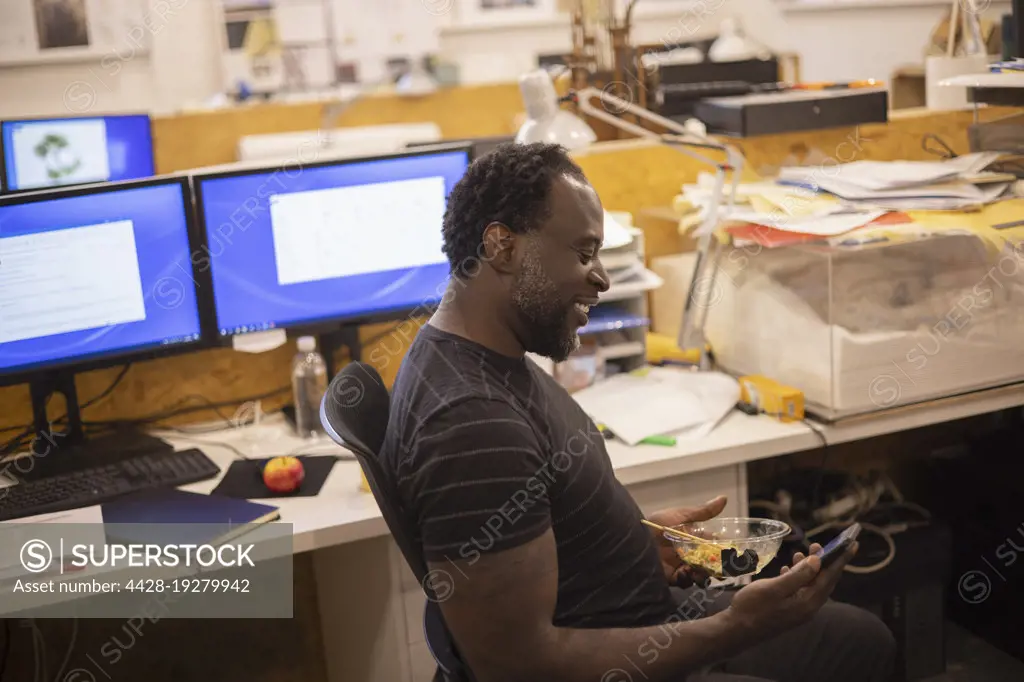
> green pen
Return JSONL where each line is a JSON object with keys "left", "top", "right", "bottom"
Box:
{"left": 640, "top": 435, "right": 677, "bottom": 446}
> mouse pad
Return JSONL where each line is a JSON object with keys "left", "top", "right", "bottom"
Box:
{"left": 211, "top": 455, "right": 338, "bottom": 499}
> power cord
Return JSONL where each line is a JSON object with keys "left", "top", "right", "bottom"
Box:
{"left": 800, "top": 417, "right": 830, "bottom": 510}
{"left": 751, "top": 471, "right": 930, "bottom": 575}
{"left": 85, "top": 385, "right": 292, "bottom": 433}
{"left": 2, "top": 366, "right": 366, "bottom": 463}
{"left": 803, "top": 519, "right": 897, "bottom": 575}
{"left": 0, "top": 364, "right": 134, "bottom": 458}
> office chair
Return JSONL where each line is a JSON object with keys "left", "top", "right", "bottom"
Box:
{"left": 319, "top": 361, "right": 474, "bottom": 682}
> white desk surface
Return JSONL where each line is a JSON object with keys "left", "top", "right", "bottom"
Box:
{"left": 606, "top": 411, "right": 815, "bottom": 486}
{"left": 150, "top": 380, "right": 1024, "bottom": 554}
{"left": 154, "top": 408, "right": 813, "bottom": 553}
{"left": 157, "top": 422, "right": 386, "bottom": 554}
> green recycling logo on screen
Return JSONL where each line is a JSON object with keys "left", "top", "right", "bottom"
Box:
{"left": 34, "top": 133, "right": 82, "bottom": 182}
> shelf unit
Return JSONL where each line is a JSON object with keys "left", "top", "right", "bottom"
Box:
{"left": 584, "top": 224, "right": 662, "bottom": 374}
{"left": 938, "top": 72, "right": 1024, "bottom": 107}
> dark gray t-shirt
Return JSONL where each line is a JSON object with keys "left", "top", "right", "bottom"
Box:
{"left": 382, "top": 323, "right": 674, "bottom": 628}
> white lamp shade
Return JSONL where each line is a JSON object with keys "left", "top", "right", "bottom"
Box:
{"left": 515, "top": 111, "right": 597, "bottom": 150}
{"left": 515, "top": 68, "right": 596, "bottom": 151}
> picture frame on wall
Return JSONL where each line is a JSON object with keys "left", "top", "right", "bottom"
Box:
{"left": 627, "top": 0, "right": 719, "bottom": 21}
{"left": 0, "top": 0, "right": 150, "bottom": 66}
{"left": 455, "top": 0, "right": 559, "bottom": 28}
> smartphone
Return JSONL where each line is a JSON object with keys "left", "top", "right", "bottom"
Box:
{"left": 815, "top": 523, "right": 861, "bottom": 568}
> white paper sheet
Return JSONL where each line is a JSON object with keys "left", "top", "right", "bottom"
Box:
{"left": 726, "top": 209, "right": 887, "bottom": 236}
{"left": 0, "top": 505, "right": 105, "bottom": 581}
{"left": 778, "top": 152, "right": 1002, "bottom": 192}
{"left": 0, "top": 505, "right": 103, "bottom": 527}
{"left": 786, "top": 176, "right": 1009, "bottom": 203}
{"left": 572, "top": 369, "right": 740, "bottom": 446}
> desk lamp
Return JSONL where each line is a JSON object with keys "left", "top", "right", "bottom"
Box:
{"left": 573, "top": 86, "right": 746, "bottom": 370}
{"left": 515, "top": 69, "right": 598, "bottom": 150}
{"left": 396, "top": 57, "right": 440, "bottom": 97}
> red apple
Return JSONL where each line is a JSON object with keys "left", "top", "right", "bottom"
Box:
{"left": 263, "top": 456, "right": 305, "bottom": 493}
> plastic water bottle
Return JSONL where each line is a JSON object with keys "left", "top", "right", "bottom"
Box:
{"left": 291, "top": 336, "right": 328, "bottom": 437}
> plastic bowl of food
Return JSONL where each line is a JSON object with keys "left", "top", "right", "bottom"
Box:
{"left": 664, "top": 517, "right": 791, "bottom": 580}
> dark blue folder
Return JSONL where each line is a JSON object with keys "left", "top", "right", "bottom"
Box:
{"left": 101, "top": 488, "right": 280, "bottom": 547}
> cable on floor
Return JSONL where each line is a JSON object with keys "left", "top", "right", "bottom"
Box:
{"left": 750, "top": 471, "right": 930, "bottom": 575}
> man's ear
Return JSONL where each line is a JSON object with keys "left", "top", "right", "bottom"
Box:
{"left": 481, "top": 222, "right": 518, "bottom": 275}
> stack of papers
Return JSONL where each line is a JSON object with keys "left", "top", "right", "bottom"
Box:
{"left": 677, "top": 173, "right": 890, "bottom": 240}
{"left": 726, "top": 207, "right": 889, "bottom": 236}
{"left": 674, "top": 153, "right": 1019, "bottom": 249}
{"left": 726, "top": 211, "right": 914, "bottom": 249}
{"left": 596, "top": 216, "right": 664, "bottom": 299}
{"left": 776, "top": 152, "right": 1013, "bottom": 211}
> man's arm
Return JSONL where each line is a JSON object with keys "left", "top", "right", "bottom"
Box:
{"left": 434, "top": 531, "right": 854, "bottom": 682}
{"left": 406, "top": 399, "right": 852, "bottom": 682}
{"left": 433, "top": 528, "right": 736, "bottom": 682}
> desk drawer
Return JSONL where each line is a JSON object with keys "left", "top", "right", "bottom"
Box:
{"left": 398, "top": 552, "right": 421, "bottom": 593}
{"left": 625, "top": 465, "right": 745, "bottom": 517}
{"left": 410, "top": 641, "right": 438, "bottom": 682}
{"left": 389, "top": 542, "right": 429, "bottom": 646}
{"left": 403, "top": 587, "right": 427, "bottom": 646}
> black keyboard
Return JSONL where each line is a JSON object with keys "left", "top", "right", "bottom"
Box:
{"left": 0, "top": 448, "right": 221, "bottom": 522}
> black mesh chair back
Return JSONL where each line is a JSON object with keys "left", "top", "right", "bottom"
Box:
{"left": 320, "top": 361, "right": 473, "bottom": 682}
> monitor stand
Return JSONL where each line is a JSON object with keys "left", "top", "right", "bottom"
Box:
{"left": 1015, "top": 0, "right": 1023, "bottom": 60}
{"left": 9, "top": 371, "right": 173, "bottom": 483}
{"left": 319, "top": 324, "right": 362, "bottom": 378}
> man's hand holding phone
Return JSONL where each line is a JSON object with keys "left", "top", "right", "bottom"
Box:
{"left": 724, "top": 538, "right": 858, "bottom": 642}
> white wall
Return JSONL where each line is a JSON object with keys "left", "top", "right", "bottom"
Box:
{"left": 0, "top": 0, "right": 222, "bottom": 118}
{"left": 0, "top": 0, "right": 1012, "bottom": 119}
{"left": 780, "top": 0, "right": 1012, "bottom": 83}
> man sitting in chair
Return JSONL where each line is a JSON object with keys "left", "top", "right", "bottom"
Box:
{"left": 382, "top": 142, "right": 895, "bottom": 682}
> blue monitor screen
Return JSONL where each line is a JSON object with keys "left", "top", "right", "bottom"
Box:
{"left": 0, "top": 181, "right": 203, "bottom": 379}
{"left": 1, "top": 114, "right": 155, "bottom": 192}
{"left": 195, "top": 149, "right": 470, "bottom": 337}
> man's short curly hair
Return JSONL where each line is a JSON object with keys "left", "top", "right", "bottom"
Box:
{"left": 442, "top": 141, "right": 588, "bottom": 279}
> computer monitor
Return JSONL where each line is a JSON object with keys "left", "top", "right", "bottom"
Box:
{"left": 192, "top": 145, "right": 472, "bottom": 343}
{"left": 407, "top": 135, "right": 514, "bottom": 160}
{"left": 238, "top": 122, "right": 443, "bottom": 163}
{"left": 0, "top": 113, "right": 155, "bottom": 194}
{"left": 0, "top": 176, "right": 207, "bottom": 471}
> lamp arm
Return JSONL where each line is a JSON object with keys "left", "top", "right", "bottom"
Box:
{"left": 574, "top": 86, "right": 732, "bottom": 169}
{"left": 574, "top": 87, "right": 660, "bottom": 139}
{"left": 572, "top": 84, "right": 750, "bottom": 367}
{"left": 319, "top": 77, "right": 396, "bottom": 144}
{"left": 661, "top": 139, "right": 746, "bottom": 215}
{"left": 320, "top": 93, "right": 362, "bottom": 146}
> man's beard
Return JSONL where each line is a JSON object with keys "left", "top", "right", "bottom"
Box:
{"left": 510, "top": 253, "right": 579, "bottom": 362}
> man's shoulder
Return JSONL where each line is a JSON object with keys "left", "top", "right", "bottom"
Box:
{"left": 392, "top": 325, "right": 534, "bottom": 407}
